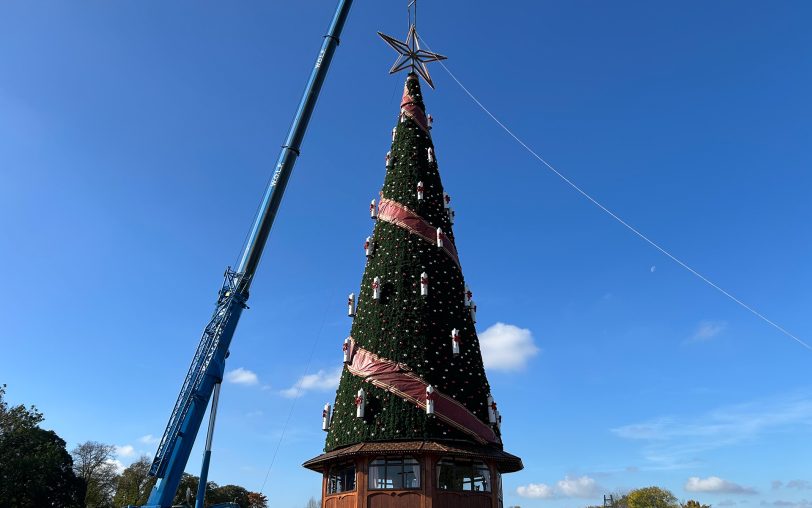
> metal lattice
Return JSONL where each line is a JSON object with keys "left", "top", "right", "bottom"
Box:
{"left": 149, "top": 269, "right": 244, "bottom": 478}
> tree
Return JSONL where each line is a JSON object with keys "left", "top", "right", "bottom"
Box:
{"left": 0, "top": 384, "right": 86, "bottom": 508}
{"left": 173, "top": 472, "right": 200, "bottom": 506}
{"left": 71, "top": 441, "right": 120, "bottom": 508}
{"left": 165, "top": 472, "right": 268, "bottom": 507}
{"left": 209, "top": 484, "right": 250, "bottom": 506}
{"left": 113, "top": 455, "right": 156, "bottom": 507}
{"left": 626, "top": 486, "right": 679, "bottom": 508}
{"left": 0, "top": 384, "right": 44, "bottom": 433}
{"left": 682, "top": 501, "right": 711, "bottom": 508}
{"left": 247, "top": 492, "right": 268, "bottom": 508}
{"left": 305, "top": 497, "right": 320, "bottom": 508}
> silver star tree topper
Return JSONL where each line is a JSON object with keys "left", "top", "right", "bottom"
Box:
{"left": 377, "top": 25, "right": 447, "bottom": 89}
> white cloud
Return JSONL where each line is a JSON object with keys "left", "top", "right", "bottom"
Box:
{"left": 106, "top": 458, "right": 126, "bottom": 474}
{"left": 689, "top": 320, "right": 727, "bottom": 342}
{"left": 225, "top": 367, "right": 259, "bottom": 386}
{"left": 517, "top": 483, "right": 555, "bottom": 499}
{"left": 479, "top": 322, "right": 539, "bottom": 372}
{"left": 685, "top": 476, "right": 756, "bottom": 495}
{"left": 517, "top": 475, "right": 599, "bottom": 499}
{"left": 138, "top": 434, "right": 159, "bottom": 445}
{"left": 281, "top": 367, "right": 342, "bottom": 398}
{"left": 557, "top": 475, "right": 600, "bottom": 498}
{"left": 611, "top": 393, "right": 812, "bottom": 468}
{"left": 115, "top": 445, "right": 135, "bottom": 458}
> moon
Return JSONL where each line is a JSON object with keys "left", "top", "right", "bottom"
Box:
{"left": 650, "top": 266, "right": 657, "bottom": 273}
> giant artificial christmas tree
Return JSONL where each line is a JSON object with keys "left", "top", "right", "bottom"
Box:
{"left": 305, "top": 23, "right": 522, "bottom": 508}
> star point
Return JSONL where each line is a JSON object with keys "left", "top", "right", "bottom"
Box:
{"left": 377, "top": 25, "right": 447, "bottom": 89}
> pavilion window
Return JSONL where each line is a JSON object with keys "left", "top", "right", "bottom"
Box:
{"left": 368, "top": 456, "right": 421, "bottom": 490}
{"left": 436, "top": 458, "right": 491, "bottom": 492}
{"left": 327, "top": 462, "right": 356, "bottom": 494}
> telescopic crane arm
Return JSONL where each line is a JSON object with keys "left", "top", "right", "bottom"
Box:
{"left": 142, "top": 2, "right": 353, "bottom": 506}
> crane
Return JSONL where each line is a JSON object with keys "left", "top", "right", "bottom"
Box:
{"left": 139, "top": 2, "right": 354, "bottom": 506}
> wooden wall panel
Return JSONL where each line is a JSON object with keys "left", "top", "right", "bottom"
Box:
{"left": 434, "top": 492, "right": 492, "bottom": 508}
{"left": 367, "top": 491, "right": 422, "bottom": 508}
{"left": 325, "top": 493, "right": 358, "bottom": 508}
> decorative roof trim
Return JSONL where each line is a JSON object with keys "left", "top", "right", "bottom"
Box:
{"left": 303, "top": 440, "right": 523, "bottom": 473}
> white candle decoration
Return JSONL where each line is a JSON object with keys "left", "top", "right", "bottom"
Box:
{"left": 487, "top": 394, "right": 497, "bottom": 424}
{"left": 417, "top": 181, "right": 424, "bottom": 201}
{"left": 420, "top": 272, "right": 429, "bottom": 297}
{"left": 322, "top": 403, "right": 331, "bottom": 431}
{"left": 356, "top": 388, "right": 366, "bottom": 418}
{"left": 364, "top": 236, "right": 373, "bottom": 257}
{"left": 436, "top": 228, "right": 443, "bottom": 248}
{"left": 372, "top": 276, "right": 381, "bottom": 300}
{"left": 451, "top": 328, "right": 461, "bottom": 356}
{"left": 427, "top": 147, "right": 435, "bottom": 163}
{"left": 426, "top": 385, "right": 435, "bottom": 415}
{"left": 464, "top": 284, "right": 473, "bottom": 307}
{"left": 385, "top": 151, "right": 392, "bottom": 168}
{"left": 470, "top": 300, "right": 477, "bottom": 323}
{"left": 347, "top": 293, "right": 356, "bottom": 317}
{"left": 343, "top": 337, "right": 353, "bottom": 363}
{"left": 370, "top": 199, "right": 377, "bottom": 219}
{"left": 427, "top": 114, "right": 433, "bottom": 129}
{"left": 443, "top": 192, "right": 451, "bottom": 209}
{"left": 448, "top": 208, "right": 455, "bottom": 225}
{"left": 392, "top": 127, "right": 397, "bottom": 141}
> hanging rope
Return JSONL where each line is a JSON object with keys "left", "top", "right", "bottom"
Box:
{"left": 417, "top": 35, "right": 811, "bottom": 353}
{"left": 257, "top": 303, "right": 331, "bottom": 497}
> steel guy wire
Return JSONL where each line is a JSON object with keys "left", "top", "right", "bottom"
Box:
{"left": 418, "top": 34, "right": 810, "bottom": 352}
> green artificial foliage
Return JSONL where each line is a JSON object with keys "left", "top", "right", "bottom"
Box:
{"left": 325, "top": 74, "right": 498, "bottom": 451}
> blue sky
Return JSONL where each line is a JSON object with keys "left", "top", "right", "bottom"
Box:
{"left": 1, "top": 1, "right": 811, "bottom": 507}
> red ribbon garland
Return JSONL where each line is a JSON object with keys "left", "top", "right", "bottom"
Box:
{"left": 401, "top": 82, "right": 430, "bottom": 134}
{"left": 377, "top": 198, "right": 461, "bottom": 269}
{"left": 346, "top": 346, "right": 499, "bottom": 445}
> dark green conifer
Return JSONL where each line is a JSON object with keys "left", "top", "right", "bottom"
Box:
{"left": 325, "top": 74, "right": 500, "bottom": 452}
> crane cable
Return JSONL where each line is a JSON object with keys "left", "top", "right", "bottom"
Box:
{"left": 418, "top": 35, "right": 811, "bottom": 352}
{"left": 257, "top": 304, "right": 331, "bottom": 497}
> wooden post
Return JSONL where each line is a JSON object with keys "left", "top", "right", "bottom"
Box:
{"left": 321, "top": 466, "right": 328, "bottom": 508}
{"left": 423, "top": 454, "right": 434, "bottom": 508}
{"left": 356, "top": 457, "right": 368, "bottom": 508}
{"left": 490, "top": 462, "right": 499, "bottom": 508}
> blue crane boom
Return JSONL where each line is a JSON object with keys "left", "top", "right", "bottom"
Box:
{"left": 142, "top": 2, "right": 354, "bottom": 506}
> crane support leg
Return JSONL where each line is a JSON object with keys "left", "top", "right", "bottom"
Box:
{"left": 195, "top": 381, "right": 222, "bottom": 508}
